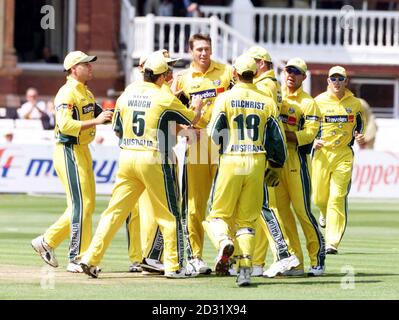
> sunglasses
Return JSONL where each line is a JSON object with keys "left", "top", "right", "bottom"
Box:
{"left": 285, "top": 67, "right": 303, "bottom": 75}
{"left": 330, "top": 76, "right": 346, "bottom": 82}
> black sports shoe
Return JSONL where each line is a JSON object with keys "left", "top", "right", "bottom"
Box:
{"left": 326, "top": 247, "right": 338, "bottom": 255}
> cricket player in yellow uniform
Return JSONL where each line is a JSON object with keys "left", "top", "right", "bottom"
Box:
{"left": 31, "top": 51, "right": 113, "bottom": 272}
{"left": 272, "top": 58, "right": 325, "bottom": 276}
{"left": 205, "top": 54, "right": 286, "bottom": 286}
{"left": 173, "top": 33, "right": 234, "bottom": 274}
{"left": 80, "top": 54, "right": 204, "bottom": 278}
{"left": 247, "top": 46, "right": 283, "bottom": 113}
{"left": 313, "top": 66, "right": 366, "bottom": 254}
{"left": 245, "top": 46, "right": 299, "bottom": 277}
{"left": 126, "top": 50, "right": 181, "bottom": 274}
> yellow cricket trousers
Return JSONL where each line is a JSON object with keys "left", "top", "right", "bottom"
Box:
{"left": 127, "top": 190, "right": 164, "bottom": 262}
{"left": 44, "top": 143, "right": 95, "bottom": 262}
{"left": 182, "top": 135, "right": 218, "bottom": 259}
{"left": 275, "top": 145, "right": 325, "bottom": 268}
{"left": 253, "top": 184, "right": 292, "bottom": 266}
{"left": 126, "top": 203, "right": 142, "bottom": 264}
{"left": 312, "top": 147, "right": 353, "bottom": 250}
{"left": 206, "top": 154, "right": 266, "bottom": 268}
{"left": 84, "top": 150, "right": 184, "bottom": 273}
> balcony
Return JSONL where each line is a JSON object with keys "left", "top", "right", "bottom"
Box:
{"left": 201, "top": 5, "right": 399, "bottom": 65}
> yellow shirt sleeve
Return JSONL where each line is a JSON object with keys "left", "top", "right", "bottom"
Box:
{"left": 295, "top": 99, "right": 321, "bottom": 147}
{"left": 54, "top": 88, "right": 82, "bottom": 137}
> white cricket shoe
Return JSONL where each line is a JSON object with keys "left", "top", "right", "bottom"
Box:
{"left": 236, "top": 268, "right": 251, "bottom": 287}
{"left": 228, "top": 267, "right": 237, "bottom": 276}
{"left": 31, "top": 235, "right": 58, "bottom": 268}
{"left": 80, "top": 260, "right": 101, "bottom": 278}
{"left": 251, "top": 265, "right": 264, "bottom": 277}
{"left": 67, "top": 261, "right": 83, "bottom": 273}
{"left": 165, "top": 266, "right": 199, "bottom": 279}
{"left": 319, "top": 215, "right": 326, "bottom": 228}
{"left": 308, "top": 265, "right": 325, "bottom": 276}
{"left": 129, "top": 261, "right": 143, "bottom": 273}
{"left": 141, "top": 258, "right": 164, "bottom": 274}
{"left": 187, "top": 258, "right": 212, "bottom": 275}
{"left": 263, "top": 255, "right": 300, "bottom": 278}
{"left": 214, "top": 239, "right": 234, "bottom": 276}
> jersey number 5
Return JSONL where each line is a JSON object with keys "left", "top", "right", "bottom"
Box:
{"left": 132, "top": 111, "right": 145, "bottom": 136}
{"left": 233, "top": 114, "right": 260, "bottom": 141}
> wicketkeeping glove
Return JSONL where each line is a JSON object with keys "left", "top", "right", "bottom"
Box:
{"left": 264, "top": 167, "right": 280, "bottom": 187}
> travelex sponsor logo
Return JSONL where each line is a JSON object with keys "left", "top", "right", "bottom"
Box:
{"left": 231, "top": 100, "right": 265, "bottom": 110}
{"left": 189, "top": 87, "right": 225, "bottom": 100}
{"left": 0, "top": 148, "right": 14, "bottom": 178}
{"left": 306, "top": 115, "right": 320, "bottom": 121}
{"left": 82, "top": 104, "right": 95, "bottom": 114}
{"left": 280, "top": 114, "right": 297, "bottom": 125}
{"left": 25, "top": 158, "right": 117, "bottom": 183}
{"left": 230, "top": 144, "right": 265, "bottom": 153}
{"left": 325, "top": 115, "right": 354, "bottom": 123}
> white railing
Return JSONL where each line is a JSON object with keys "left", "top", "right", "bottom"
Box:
{"left": 120, "top": 0, "right": 136, "bottom": 84}
{"left": 131, "top": 14, "right": 285, "bottom": 70}
{"left": 132, "top": 15, "right": 210, "bottom": 61}
{"left": 200, "top": 5, "right": 399, "bottom": 65}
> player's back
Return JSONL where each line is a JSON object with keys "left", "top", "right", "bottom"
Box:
{"left": 210, "top": 83, "right": 276, "bottom": 155}
{"left": 114, "top": 81, "right": 193, "bottom": 154}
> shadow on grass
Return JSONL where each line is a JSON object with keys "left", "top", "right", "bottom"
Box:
{"left": 84, "top": 271, "right": 398, "bottom": 282}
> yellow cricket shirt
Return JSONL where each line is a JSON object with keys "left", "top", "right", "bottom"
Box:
{"left": 315, "top": 89, "right": 366, "bottom": 150}
{"left": 208, "top": 83, "right": 286, "bottom": 166}
{"left": 113, "top": 81, "right": 196, "bottom": 154}
{"left": 281, "top": 86, "right": 321, "bottom": 151}
{"left": 176, "top": 60, "right": 234, "bottom": 129}
{"left": 254, "top": 69, "right": 283, "bottom": 114}
{"left": 54, "top": 76, "right": 97, "bottom": 145}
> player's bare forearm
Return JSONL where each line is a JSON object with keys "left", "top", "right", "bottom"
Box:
{"left": 81, "top": 110, "right": 113, "bottom": 130}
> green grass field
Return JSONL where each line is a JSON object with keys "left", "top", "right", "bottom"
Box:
{"left": 0, "top": 194, "right": 398, "bottom": 300}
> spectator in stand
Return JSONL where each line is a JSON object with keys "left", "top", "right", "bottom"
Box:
{"left": 358, "top": 98, "right": 378, "bottom": 150}
{"left": 174, "top": 0, "right": 201, "bottom": 17}
{"left": 144, "top": 0, "right": 160, "bottom": 15}
{"left": 41, "top": 101, "right": 56, "bottom": 130}
{"left": 17, "top": 87, "right": 47, "bottom": 120}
